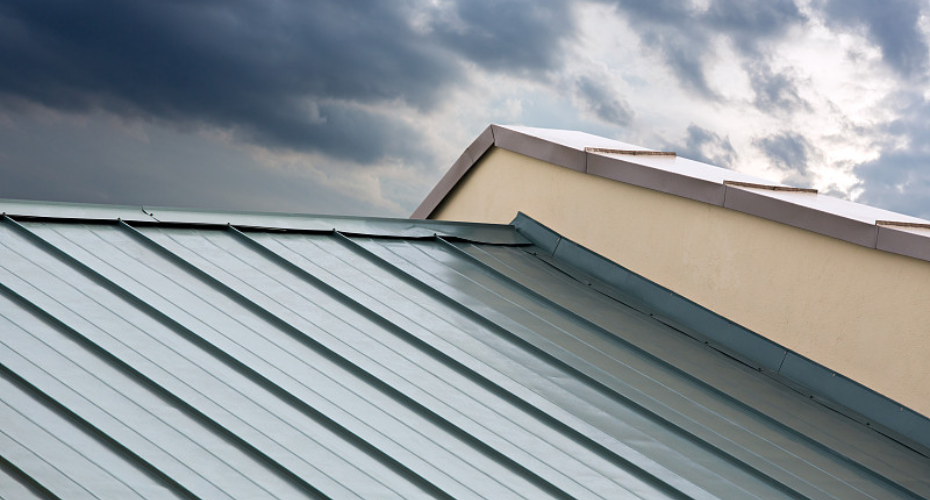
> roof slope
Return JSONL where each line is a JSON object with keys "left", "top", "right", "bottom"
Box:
{"left": 1, "top": 200, "right": 929, "bottom": 499}
{"left": 414, "top": 125, "right": 930, "bottom": 263}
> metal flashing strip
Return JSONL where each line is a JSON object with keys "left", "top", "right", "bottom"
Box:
{"left": 511, "top": 212, "right": 930, "bottom": 457}
{"left": 0, "top": 198, "right": 158, "bottom": 222}
{"left": 876, "top": 224, "right": 930, "bottom": 261}
{"left": 585, "top": 148, "right": 677, "bottom": 156}
{"left": 492, "top": 124, "right": 588, "bottom": 173}
{"left": 0, "top": 198, "right": 527, "bottom": 245}
{"left": 586, "top": 154, "right": 727, "bottom": 205}
{"left": 876, "top": 220, "right": 930, "bottom": 229}
{"left": 723, "top": 181, "right": 818, "bottom": 194}
{"left": 722, "top": 185, "right": 881, "bottom": 247}
{"left": 412, "top": 126, "right": 495, "bottom": 219}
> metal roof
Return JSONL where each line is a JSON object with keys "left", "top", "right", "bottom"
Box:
{"left": 1, "top": 200, "right": 929, "bottom": 499}
{"left": 413, "top": 125, "right": 930, "bottom": 262}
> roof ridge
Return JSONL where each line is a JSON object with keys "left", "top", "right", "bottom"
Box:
{"left": 412, "top": 124, "right": 930, "bottom": 264}
{"left": 0, "top": 197, "right": 528, "bottom": 245}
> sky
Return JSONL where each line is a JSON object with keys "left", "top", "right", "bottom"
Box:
{"left": 2, "top": 0, "right": 930, "bottom": 218}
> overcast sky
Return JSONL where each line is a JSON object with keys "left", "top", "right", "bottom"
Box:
{"left": 2, "top": 0, "right": 929, "bottom": 218}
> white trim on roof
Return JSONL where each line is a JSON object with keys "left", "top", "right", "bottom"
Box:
{"left": 413, "top": 124, "right": 930, "bottom": 263}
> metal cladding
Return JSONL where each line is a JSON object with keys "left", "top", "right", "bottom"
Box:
{"left": 1, "top": 202, "right": 929, "bottom": 499}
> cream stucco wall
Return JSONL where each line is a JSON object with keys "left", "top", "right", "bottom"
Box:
{"left": 432, "top": 147, "right": 930, "bottom": 416}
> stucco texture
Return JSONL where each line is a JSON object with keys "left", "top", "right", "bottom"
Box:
{"left": 432, "top": 147, "right": 930, "bottom": 417}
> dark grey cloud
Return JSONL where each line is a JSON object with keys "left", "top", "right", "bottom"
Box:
{"left": 821, "top": 0, "right": 929, "bottom": 77}
{"left": 0, "top": 115, "right": 395, "bottom": 216}
{"left": 613, "top": 0, "right": 716, "bottom": 97}
{"left": 854, "top": 93, "right": 930, "bottom": 218}
{"left": 640, "top": 30, "right": 717, "bottom": 98}
{"left": 430, "top": 0, "right": 574, "bottom": 74}
{"left": 756, "top": 132, "right": 810, "bottom": 169}
{"left": 575, "top": 76, "right": 634, "bottom": 126}
{"left": 673, "top": 124, "right": 737, "bottom": 168}
{"left": 0, "top": 0, "right": 576, "bottom": 166}
{"left": 0, "top": 0, "right": 443, "bottom": 164}
{"left": 746, "top": 62, "right": 811, "bottom": 114}
{"left": 703, "top": 0, "right": 806, "bottom": 56}
{"left": 602, "top": 0, "right": 805, "bottom": 100}
{"left": 856, "top": 148, "right": 930, "bottom": 219}
{"left": 754, "top": 131, "right": 815, "bottom": 186}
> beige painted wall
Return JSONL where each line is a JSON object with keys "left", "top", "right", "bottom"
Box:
{"left": 432, "top": 147, "right": 930, "bottom": 417}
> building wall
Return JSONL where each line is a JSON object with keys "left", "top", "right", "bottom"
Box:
{"left": 432, "top": 147, "right": 930, "bottom": 417}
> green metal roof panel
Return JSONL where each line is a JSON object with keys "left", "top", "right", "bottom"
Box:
{"left": 0, "top": 202, "right": 928, "bottom": 499}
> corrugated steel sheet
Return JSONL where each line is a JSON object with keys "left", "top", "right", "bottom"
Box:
{"left": 1, "top": 202, "right": 929, "bottom": 499}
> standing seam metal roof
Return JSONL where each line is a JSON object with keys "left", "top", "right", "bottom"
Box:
{"left": 0, "top": 199, "right": 928, "bottom": 499}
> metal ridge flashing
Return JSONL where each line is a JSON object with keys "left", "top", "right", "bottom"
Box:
{"left": 876, "top": 224, "right": 930, "bottom": 261}
{"left": 723, "top": 180, "right": 818, "bottom": 193}
{"left": 722, "top": 185, "right": 881, "bottom": 247}
{"left": 585, "top": 147, "right": 677, "bottom": 156}
{"left": 511, "top": 211, "right": 930, "bottom": 457}
{"left": 586, "top": 153, "right": 727, "bottom": 205}
{"left": 412, "top": 125, "right": 495, "bottom": 219}
{"left": 876, "top": 220, "right": 930, "bottom": 229}
{"left": 0, "top": 198, "right": 528, "bottom": 245}
{"left": 492, "top": 124, "right": 588, "bottom": 172}
{"left": 413, "top": 125, "right": 930, "bottom": 264}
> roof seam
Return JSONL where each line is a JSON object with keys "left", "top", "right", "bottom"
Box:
{"left": 0, "top": 447, "right": 63, "bottom": 500}
{"left": 344, "top": 234, "right": 717, "bottom": 499}
{"left": 3, "top": 217, "right": 334, "bottom": 498}
{"left": 432, "top": 238, "right": 831, "bottom": 498}
{"left": 130, "top": 222, "right": 546, "bottom": 498}
{"left": 226, "top": 227, "right": 464, "bottom": 500}
{"left": 0, "top": 353, "right": 199, "bottom": 500}
{"left": 551, "top": 236, "right": 563, "bottom": 257}
{"left": 223, "top": 226, "right": 578, "bottom": 499}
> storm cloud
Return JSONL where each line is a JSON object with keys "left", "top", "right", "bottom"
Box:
{"left": 674, "top": 124, "right": 738, "bottom": 169}
{"left": 600, "top": 0, "right": 805, "bottom": 102}
{"left": 0, "top": 0, "right": 575, "bottom": 164}
{"left": 575, "top": 76, "right": 635, "bottom": 126}
{"left": 821, "top": 0, "right": 929, "bottom": 77}
{"left": 755, "top": 131, "right": 816, "bottom": 186}
{"left": 747, "top": 62, "right": 810, "bottom": 114}
{"left": 854, "top": 92, "right": 930, "bottom": 218}
{"left": 1, "top": 0, "right": 929, "bottom": 218}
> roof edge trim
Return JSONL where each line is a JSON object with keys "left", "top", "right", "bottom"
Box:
{"left": 512, "top": 211, "right": 930, "bottom": 457}
{"left": 0, "top": 198, "right": 529, "bottom": 245}
{"left": 411, "top": 125, "right": 495, "bottom": 219}
{"left": 413, "top": 125, "right": 930, "bottom": 263}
